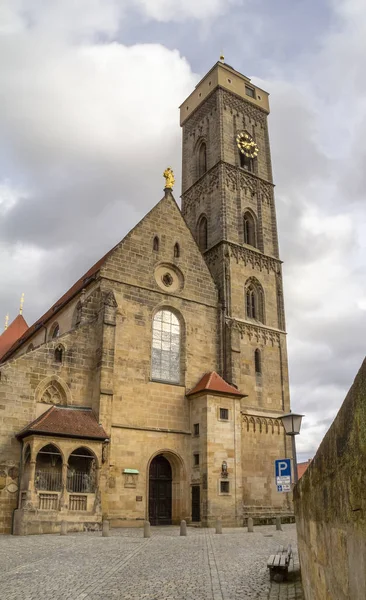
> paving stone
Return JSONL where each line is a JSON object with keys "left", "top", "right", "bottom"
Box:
{"left": 0, "top": 524, "right": 303, "bottom": 600}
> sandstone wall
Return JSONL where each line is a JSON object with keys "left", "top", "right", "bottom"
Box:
{"left": 294, "top": 359, "right": 366, "bottom": 600}
{"left": 0, "top": 313, "right": 100, "bottom": 534}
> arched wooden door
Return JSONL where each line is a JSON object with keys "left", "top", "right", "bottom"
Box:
{"left": 149, "top": 455, "right": 172, "bottom": 525}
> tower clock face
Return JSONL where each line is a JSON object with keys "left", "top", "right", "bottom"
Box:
{"left": 236, "top": 131, "right": 259, "bottom": 159}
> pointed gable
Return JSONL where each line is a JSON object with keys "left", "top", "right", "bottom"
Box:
{"left": 0, "top": 315, "right": 28, "bottom": 360}
{"left": 100, "top": 190, "right": 218, "bottom": 306}
{"left": 187, "top": 371, "right": 246, "bottom": 398}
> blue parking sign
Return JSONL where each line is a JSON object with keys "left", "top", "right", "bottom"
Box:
{"left": 275, "top": 459, "right": 291, "bottom": 478}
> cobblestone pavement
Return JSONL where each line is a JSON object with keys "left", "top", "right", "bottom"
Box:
{"left": 0, "top": 523, "right": 303, "bottom": 600}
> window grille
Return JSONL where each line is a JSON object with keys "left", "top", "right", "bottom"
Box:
{"left": 151, "top": 310, "right": 180, "bottom": 383}
{"left": 220, "top": 481, "right": 230, "bottom": 494}
{"left": 220, "top": 408, "right": 229, "bottom": 420}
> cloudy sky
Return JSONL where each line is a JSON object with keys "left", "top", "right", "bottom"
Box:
{"left": 1, "top": 0, "right": 365, "bottom": 461}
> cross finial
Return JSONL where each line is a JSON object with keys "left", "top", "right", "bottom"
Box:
{"left": 19, "top": 292, "right": 25, "bottom": 315}
{"left": 219, "top": 51, "right": 225, "bottom": 63}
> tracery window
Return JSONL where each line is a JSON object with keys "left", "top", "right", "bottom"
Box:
{"left": 243, "top": 211, "right": 257, "bottom": 248}
{"left": 197, "top": 215, "right": 208, "bottom": 251}
{"left": 151, "top": 310, "right": 181, "bottom": 383}
{"left": 245, "top": 279, "right": 265, "bottom": 323}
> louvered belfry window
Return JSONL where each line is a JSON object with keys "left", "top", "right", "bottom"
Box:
{"left": 151, "top": 310, "right": 180, "bottom": 383}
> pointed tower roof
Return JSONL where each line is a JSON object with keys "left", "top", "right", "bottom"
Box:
{"left": 0, "top": 314, "right": 28, "bottom": 360}
{"left": 186, "top": 371, "right": 246, "bottom": 398}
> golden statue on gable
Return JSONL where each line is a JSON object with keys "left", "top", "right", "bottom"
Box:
{"left": 163, "top": 167, "right": 175, "bottom": 189}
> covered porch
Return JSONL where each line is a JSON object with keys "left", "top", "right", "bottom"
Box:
{"left": 14, "top": 406, "right": 109, "bottom": 535}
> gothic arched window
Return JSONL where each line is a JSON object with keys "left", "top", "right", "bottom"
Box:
{"left": 54, "top": 345, "right": 63, "bottom": 363}
{"left": 151, "top": 309, "right": 181, "bottom": 383}
{"left": 153, "top": 236, "right": 159, "bottom": 252}
{"left": 245, "top": 279, "right": 265, "bottom": 323}
{"left": 243, "top": 211, "right": 257, "bottom": 247}
{"left": 197, "top": 215, "right": 208, "bottom": 251}
{"left": 50, "top": 323, "right": 60, "bottom": 339}
{"left": 174, "top": 242, "right": 180, "bottom": 258}
{"left": 198, "top": 142, "right": 207, "bottom": 177}
{"left": 254, "top": 349, "right": 262, "bottom": 374}
{"left": 239, "top": 151, "right": 255, "bottom": 173}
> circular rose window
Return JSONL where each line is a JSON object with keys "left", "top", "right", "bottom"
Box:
{"left": 154, "top": 264, "right": 184, "bottom": 292}
{"left": 162, "top": 273, "right": 173, "bottom": 287}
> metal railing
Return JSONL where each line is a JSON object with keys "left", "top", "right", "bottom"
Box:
{"left": 35, "top": 470, "right": 62, "bottom": 491}
{"left": 67, "top": 472, "right": 95, "bottom": 493}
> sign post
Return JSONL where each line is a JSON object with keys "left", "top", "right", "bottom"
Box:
{"left": 275, "top": 458, "right": 292, "bottom": 492}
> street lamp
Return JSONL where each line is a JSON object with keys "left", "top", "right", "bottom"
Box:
{"left": 281, "top": 412, "right": 304, "bottom": 484}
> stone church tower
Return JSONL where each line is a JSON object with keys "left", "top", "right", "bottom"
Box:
{"left": 0, "top": 61, "right": 292, "bottom": 535}
{"left": 180, "top": 60, "right": 289, "bottom": 413}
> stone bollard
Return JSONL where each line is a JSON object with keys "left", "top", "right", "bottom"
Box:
{"left": 275, "top": 516, "right": 282, "bottom": 531}
{"left": 60, "top": 520, "right": 67, "bottom": 536}
{"left": 143, "top": 520, "right": 151, "bottom": 538}
{"left": 102, "top": 519, "right": 110, "bottom": 537}
{"left": 215, "top": 518, "right": 222, "bottom": 534}
{"left": 180, "top": 520, "right": 187, "bottom": 536}
{"left": 247, "top": 517, "right": 254, "bottom": 533}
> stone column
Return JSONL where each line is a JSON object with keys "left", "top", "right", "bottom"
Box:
{"left": 28, "top": 460, "right": 36, "bottom": 492}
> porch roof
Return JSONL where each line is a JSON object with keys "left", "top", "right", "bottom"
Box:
{"left": 16, "top": 406, "right": 109, "bottom": 441}
{"left": 186, "top": 371, "right": 246, "bottom": 398}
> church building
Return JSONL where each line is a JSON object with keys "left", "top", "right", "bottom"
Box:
{"left": 0, "top": 60, "right": 292, "bottom": 535}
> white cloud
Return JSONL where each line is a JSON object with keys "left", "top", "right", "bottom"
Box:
{"left": 132, "top": 0, "right": 238, "bottom": 22}
{"left": 0, "top": 0, "right": 365, "bottom": 464}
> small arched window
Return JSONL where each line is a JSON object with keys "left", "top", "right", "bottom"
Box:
{"left": 151, "top": 309, "right": 181, "bottom": 383}
{"left": 27, "top": 343, "right": 34, "bottom": 353}
{"left": 51, "top": 323, "right": 60, "bottom": 339}
{"left": 245, "top": 279, "right": 265, "bottom": 323}
{"left": 243, "top": 211, "right": 257, "bottom": 247}
{"left": 73, "top": 302, "right": 82, "bottom": 327}
{"left": 197, "top": 215, "right": 208, "bottom": 251}
{"left": 174, "top": 243, "right": 180, "bottom": 258}
{"left": 153, "top": 236, "right": 159, "bottom": 252}
{"left": 254, "top": 349, "right": 262, "bottom": 374}
{"left": 198, "top": 142, "right": 207, "bottom": 177}
{"left": 54, "top": 345, "right": 63, "bottom": 363}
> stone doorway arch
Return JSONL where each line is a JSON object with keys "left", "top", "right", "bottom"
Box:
{"left": 147, "top": 450, "right": 187, "bottom": 525}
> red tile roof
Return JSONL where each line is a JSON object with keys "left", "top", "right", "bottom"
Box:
{"left": 0, "top": 247, "right": 116, "bottom": 363}
{"left": 297, "top": 459, "right": 312, "bottom": 480}
{"left": 187, "top": 371, "right": 246, "bottom": 398}
{"left": 0, "top": 315, "right": 29, "bottom": 360}
{"left": 16, "top": 406, "right": 109, "bottom": 441}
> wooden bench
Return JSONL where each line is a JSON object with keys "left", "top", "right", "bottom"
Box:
{"left": 267, "top": 544, "right": 292, "bottom": 582}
